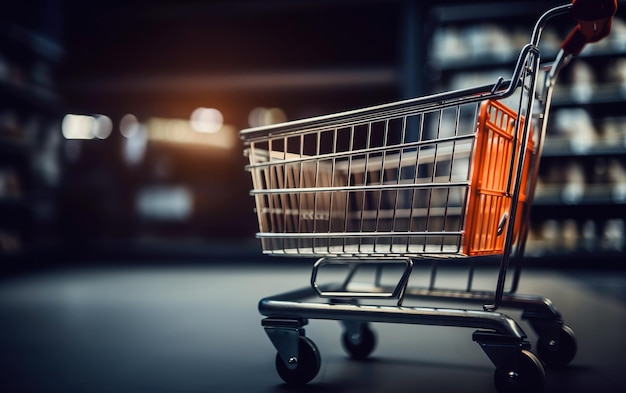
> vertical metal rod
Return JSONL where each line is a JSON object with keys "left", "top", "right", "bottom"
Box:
{"left": 424, "top": 110, "right": 443, "bottom": 252}
{"left": 282, "top": 137, "right": 289, "bottom": 248}
{"left": 343, "top": 125, "right": 355, "bottom": 253}
{"left": 391, "top": 117, "right": 408, "bottom": 250}
{"left": 441, "top": 106, "right": 461, "bottom": 251}
{"left": 327, "top": 128, "right": 338, "bottom": 253}
{"left": 505, "top": 106, "right": 521, "bottom": 196}
{"left": 530, "top": 5, "right": 571, "bottom": 48}
{"left": 312, "top": 131, "right": 322, "bottom": 252}
{"left": 285, "top": 148, "right": 295, "bottom": 235}
{"left": 441, "top": 189, "right": 452, "bottom": 252}
{"left": 429, "top": 260, "right": 439, "bottom": 291}
{"left": 424, "top": 188, "right": 433, "bottom": 253}
{"left": 407, "top": 113, "right": 425, "bottom": 252}
{"left": 395, "top": 258, "right": 414, "bottom": 306}
{"left": 297, "top": 134, "right": 305, "bottom": 253}
{"left": 276, "top": 148, "right": 285, "bottom": 248}
{"left": 511, "top": 49, "right": 570, "bottom": 293}
{"left": 341, "top": 263, "right": 361, "bottom": 291}
{"left": 486, "top": 49, "right": 540, "bottom": 311}
{"left": 249, "top": 142, "right": 262, "bottom": 232}
{"left": 458, "top": 103, "right": 476, "bottom": 252}
{"left": 466, "top": 261, "right": 476, "bottom": 292}
{"left": 267, "top": 139, "right": 278, "bottom": 249}
{"left": 375, "top": 264, "right": 384, "bottom": 288}
{"left": 358, "top": 123, "right": 373, "bottom": 252}
{"left": 289, "top": 142, "right": 298, "bottom": 237}
{"left": 374, "top": 119, "right": 391, "bottom": 252}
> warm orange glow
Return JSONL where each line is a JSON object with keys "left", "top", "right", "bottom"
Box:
{"left": 146, "top": 117, "right": 237, "bottom": 149}
{"left": 248, "top": 107, "right": 287, "bottom": 128}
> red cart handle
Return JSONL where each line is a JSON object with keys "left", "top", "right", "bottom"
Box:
{"left": 562, "top": 0, "right": 618, "bottom": 55}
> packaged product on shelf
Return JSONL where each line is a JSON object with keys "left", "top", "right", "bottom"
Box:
{"left": 601, "top": 117, "right": 626, "bottom": 146}
{"left": 468, "top": 24, "right": 513, "bottom": 60}
{"left": 561, "top": 219, "right": 580, "bottom": 252}
{"left": 431, "top": 26, "right": 467, "bottom": 63}
{"left": 581, "top": 220, "right": 597, "bottom": 252}
{"left": 562, "top": 161, "right": 586, "bottom": 204}
{"left": 554, "top": 108, "right": 597, "bottom": 152}
{"left": 536, "top": 26, "right": 561, "bottom": 55}
{"left": 608, "top": 159, "right": 626, "bottom": 202}
{"left": 570, "top": 60, "right": 595, "bottom": 102}
{"left": 601, "top": 219, "right": 625, "bottom": 252}
{"left": 541, "top": 219, "right": 561, "bottom": 253}
{"left": 606, "top": 57, "right": 626, "bottom": 91}
{"left": 593, "top": 157, "right": 609, "bottom": 184}
{"left": 606, "top": 17, "right": 626, "bottom": 51}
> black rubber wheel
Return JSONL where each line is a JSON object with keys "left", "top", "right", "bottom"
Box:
{"left": 494, "top": 349, "right": 546, "bottom": 393}
{"left": 341, "top": 324, "right": 376, "bottom": 360}
{"left": 536, "top": 325, "right": 577, "bottom": 368}
{"left": 275, "top": 336, "right": 321, "bottom": 385}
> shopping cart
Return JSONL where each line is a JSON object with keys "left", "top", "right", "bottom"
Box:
{"left": 240, "top": 1, "right": 617, "bottom": 392}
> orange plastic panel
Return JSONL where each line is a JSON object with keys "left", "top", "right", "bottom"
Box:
{"left": 463, "top": 100, "right": 535, "bottom": 256}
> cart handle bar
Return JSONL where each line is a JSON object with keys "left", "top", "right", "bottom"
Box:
{"left": 562, "top": 0, "right": 618, "bottom": 55}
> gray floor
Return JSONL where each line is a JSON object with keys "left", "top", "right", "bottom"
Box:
{"left": 0, "top": 261, "right": 625, "bottom": 393}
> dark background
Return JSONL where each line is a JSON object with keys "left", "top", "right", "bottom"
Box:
{"left": 7, "top": 0, "right": 428, "bottom": 260}
{"left": 9, "top": 0, "right": 621, "bottom": 263}
{"left": 2, "top": 2, "right": 626, "bottom": 393}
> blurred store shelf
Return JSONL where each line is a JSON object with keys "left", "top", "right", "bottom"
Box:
{"left": 1, "top": 0, "right": 624, "bottom": 266}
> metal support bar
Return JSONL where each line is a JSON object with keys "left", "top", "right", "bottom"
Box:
{"left": 311, "top": 257, "right": 414, "bottom": 305}
{"left": 401, "top": 286, "right": 562, "bottom": 319}
{"left": 259, "top": 285, "right": 527, "bottom": 339}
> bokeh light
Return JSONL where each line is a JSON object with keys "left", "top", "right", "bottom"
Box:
{"left": 190, "top": 107, "right": 223, "bottom": 133}
{"left": 248, "top": 107, "right": 287, "bottom": 128}
{"left": 62, "top": 114, "right": 95, "bottom": 140}
{"left": 94, "top": 115, "right": 113, "bottom": 139}
{"left": 120, "top": 113, "right": 140, "bottom": 138}
{"left": 123, "top": 122, "right": 147, "bottom": 166}
{"left": 62, "top": 114, "right": 113, "bottom": 140}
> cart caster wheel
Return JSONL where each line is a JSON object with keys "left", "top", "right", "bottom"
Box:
{"left": 341, "top": 324, "right": 376, "bottom": 360}
{"left": 494, "top": 349, "right": 545, "bottom": 393}
{"left": 537, "top": 325, "right": 577, "bottom": 368}
{"left": 275, "top": 336, "right": 321, "bottom": 385}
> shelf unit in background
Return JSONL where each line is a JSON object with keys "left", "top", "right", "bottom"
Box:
{"left": 427, "top": 0, "right": 626, "bottom": 259}
{"left": 0, "top": 21, "right": 64, "bottom": 261}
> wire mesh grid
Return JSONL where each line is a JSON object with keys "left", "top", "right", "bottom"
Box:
{"left": 246, "top": 101, "right": 489, "bottom": 257}
{"left": 242, "top": 33, "right": 543, "bottom": 259}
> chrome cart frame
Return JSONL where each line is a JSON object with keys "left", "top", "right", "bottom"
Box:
{"left": 240, "top": 2, "right": 617, "bottom": 392}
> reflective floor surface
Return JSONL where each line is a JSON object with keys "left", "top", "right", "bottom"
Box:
{"left": 0, "top": 261, "right": 624, "bottom": 393}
